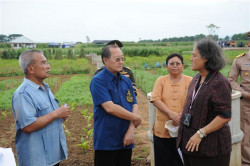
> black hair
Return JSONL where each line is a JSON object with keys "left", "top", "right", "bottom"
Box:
{"left": 195, "top": 38, "right": 226, "bottom": 71}
{"left": 166, "top": 53, "right": 184, "bottom": 65}
{"left": 101, "top": 44, "right": 119, "bottom": 64}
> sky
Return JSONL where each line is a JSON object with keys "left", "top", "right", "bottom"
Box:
{"left": 0, "top": 0, "right": 249, "bottom": 43}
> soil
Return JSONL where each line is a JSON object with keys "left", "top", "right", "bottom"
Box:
{"left": 0, "top": 89, "right": 151, "bottom": 166}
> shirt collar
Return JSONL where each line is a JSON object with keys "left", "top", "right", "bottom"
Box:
{"left": 23, "top": 78, "right": 49, "bottom": 90}
{"left": 103, "top": 67, "right": 123, "bottom": 81}
{"left": 204, "top": 71, "right": 216, "bottom": 83}
{"left": 195, "top": 71, "right": 216, "bottom": 84}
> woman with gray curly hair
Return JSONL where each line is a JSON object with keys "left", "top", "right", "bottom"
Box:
{"left": 177, "top": 38, "right": 232, "bottom": 166}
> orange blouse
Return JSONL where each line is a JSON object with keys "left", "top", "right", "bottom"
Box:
{"left": 150, "top": 75, "right": 192, "bottom": 138}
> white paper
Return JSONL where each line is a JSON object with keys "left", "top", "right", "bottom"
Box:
{"left": 0, "top": 148, "right": 16, "bottom": 166}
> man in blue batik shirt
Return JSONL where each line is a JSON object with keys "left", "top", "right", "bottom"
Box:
{"left": 12, "top": 50, "right": 71, "bottom": 166}
{"left": 90, "top": 44, "right": 142, "bottom": 166}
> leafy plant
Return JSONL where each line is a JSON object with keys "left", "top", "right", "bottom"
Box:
{"left": 77, "top": 137, "right": 90, "bottom": 153}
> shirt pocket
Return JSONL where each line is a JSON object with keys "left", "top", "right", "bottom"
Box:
{"left": 123, "top": 89, "right": 134, "bottom": 103}
{"left": 241, "top": 66, "right": 250, "bottom": 77}
{"left": 37, "top": 102, "right": 51, "bottom": 116}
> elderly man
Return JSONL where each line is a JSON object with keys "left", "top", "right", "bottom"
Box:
{"left": 94, "top": 40, "right": 138, "bottom": 96}
{"left": 228, "top": 31, "right": 250, "bottom": 166}
{"left": 12, "top": 50, "right": 71, "bottom": 166}
{"left": 90, "top": 44, "right": 141, "bottom": 166}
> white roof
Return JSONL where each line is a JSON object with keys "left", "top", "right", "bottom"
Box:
{"left": 10, "top": 36, "right": 35, "bottom": 44}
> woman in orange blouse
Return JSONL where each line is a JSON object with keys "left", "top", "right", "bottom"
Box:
{"left": 150, "top": 53, "right": 192, "bottom": 166}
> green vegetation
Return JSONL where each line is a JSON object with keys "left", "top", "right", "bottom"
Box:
{"left": 0, "top": 42, "right": 248, "bottom": 110}
{"left": 0, "top": 88, "right": 16, "bottom": 110}
{"left": 55, "top": 75, "right": 93, "bottom": 107}
{"left": 78, "top": 109, "right": 93, "bottom": 153}
{"left": 0, "top": 76, "right": 69, "bottom": 110}
{"left": 124, "top": 49, "right": 248, "bottom": 94}
{"left": 0, "top": 58, "right": 93, "bottom": 76}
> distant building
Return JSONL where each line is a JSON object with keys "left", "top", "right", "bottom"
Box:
{"left": 92, "top": 40, "right": 111, "bottom": 44}
{"left": 49, "top": 42, "right": 60, "bottom": 48}
{"left": 10, "top": 36, "right": 36, "bottom": 49}
{"left": 62, "top": 42, "right": 75, "bottom": 48}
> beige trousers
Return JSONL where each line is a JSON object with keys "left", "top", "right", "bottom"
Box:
{"left": 241, "top": 98, "right": 250, "bottom": 166}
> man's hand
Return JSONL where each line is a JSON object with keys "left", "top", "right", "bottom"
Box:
{"left": 133, "top": 114, "right": 142, "bottom": 128}
{"left": 55, "top": 106, "right": 72, "bottom": 119}
{"left": 123, "top": 127, "right": 135, "bottom": 147}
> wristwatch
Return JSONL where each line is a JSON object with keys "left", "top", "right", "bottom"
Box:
{"left": 197, "top": 129, "right": 205, "bottom": 138}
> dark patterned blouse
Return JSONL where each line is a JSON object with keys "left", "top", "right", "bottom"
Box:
{"left": 177, "top": 71, "right": 232, "bottom": 157}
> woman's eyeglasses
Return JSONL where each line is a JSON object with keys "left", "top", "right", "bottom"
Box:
{"left": 168, "top": 62, "right": 182, "bottom": 67}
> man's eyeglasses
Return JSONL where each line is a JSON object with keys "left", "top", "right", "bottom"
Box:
{"left": 168, "top": 62, "right": 182, "bottom": 67}
{"left": 41, "top": 61, "right": 50, "bottom": 65}
{"left": 32, "top": 61, "right": 50, "bottom": 66}
{"left": 113, "top": 57, "right": 126, "bottom": 62}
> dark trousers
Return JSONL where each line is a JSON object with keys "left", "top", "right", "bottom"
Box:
{"left": 182, "top": 153, "right": 230, "bottom": 166}
{"left": 94, "top": 149, "right": 132, "bottom": 166}
{"left": 153, "top": 135, "right": 183, "bottom": 166}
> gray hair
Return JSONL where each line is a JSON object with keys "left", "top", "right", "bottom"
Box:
{"left": 101, "top": 44, "right": 120, "bottom": 64}
{"left": 195, "top": 38, "right": 226, "bottom": 71}
{"left": 19, "top": 50, "right": 43, "bottom": 75}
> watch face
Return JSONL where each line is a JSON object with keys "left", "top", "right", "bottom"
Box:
{"left": 199, "top": 133, "right": 204, "bottom": 138}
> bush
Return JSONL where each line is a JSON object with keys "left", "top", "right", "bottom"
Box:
{"left": 54, "top": 49, "right": 63, "bottom": 60}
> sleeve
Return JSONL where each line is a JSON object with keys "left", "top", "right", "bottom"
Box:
{"left": 89, "top": 77, "right": 112, "bottom": 106}
{"left": 12, "top": 92, "right": 37, "bottom": 129}
{"left": 228, "top": 59, "right": 249, "bottom": 98}
{"left": 150, "top": 77, "right": 163, "bottom": 102}
{"left": 210, "top": 79, "right": 232, "bottom": 118}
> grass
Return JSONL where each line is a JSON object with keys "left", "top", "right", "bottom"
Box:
{"left": 0, "top": 58, "right": 92, "bottom": 76}
{"left": 55, "top": 75, "right": 93, "bottom": 107}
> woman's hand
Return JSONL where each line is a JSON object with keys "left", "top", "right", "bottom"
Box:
{"left": 169, "top": 111, "right": 181, "bottom": 126}
{"left": 185, "top": 133, "right": 202, "bottom": 152}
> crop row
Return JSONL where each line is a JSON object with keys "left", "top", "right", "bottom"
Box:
{"left": 0, "top": 75, "right": 92, "bottom": 110}
{"left": 0, "top": 58, "right": 93, "bottom": 77}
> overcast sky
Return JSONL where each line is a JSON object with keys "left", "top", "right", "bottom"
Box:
{"left": 0, "top": 0, "right": 249, "bottom": 43}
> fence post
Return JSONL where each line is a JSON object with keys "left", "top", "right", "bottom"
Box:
{"left": 147, "top": 92, "right": 155, "bottom": 166}
{"left": 229, "top": 90, "right": 244, "bottom": 166}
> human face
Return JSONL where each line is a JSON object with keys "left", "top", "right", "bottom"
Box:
{"left": 166, "top": 56, "right": 184, "bottom": 76}
{"left": 191, "top": 48, "right": 207, "bottom": 71}
{"left": 104, "top": 47, "right": 124, "bottom": 74}
{"left": 28, "top": 53, "right": 50, "bottom": 81}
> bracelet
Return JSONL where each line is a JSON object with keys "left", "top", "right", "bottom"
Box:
{"left": 199, "top": 129, "right": 206, "bottom": 137}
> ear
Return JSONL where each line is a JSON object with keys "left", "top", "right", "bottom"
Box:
{"left": 165, "top": 65, "right": 169, "bottom": 71}
{"left": 103, "top": 57, "right": 108, "bottom": 64}
{"left": 27, "top": 65, "right": 35, "bottom": 74}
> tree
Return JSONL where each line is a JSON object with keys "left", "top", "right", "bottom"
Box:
{"left": 0, "top": 34, "right": 9, "bottom": 42}
{"left": 8, "top": 34, "right": 23, "bottom": 41}
{"left": 223, "top": 36, "right": 230, "bottom": 41}
{"left": 232, "top": 33, "right": 247, "bottom": 40}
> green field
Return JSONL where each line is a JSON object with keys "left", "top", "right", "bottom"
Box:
{"left": 0, "top": 42, "right": 248, "bottom": 110}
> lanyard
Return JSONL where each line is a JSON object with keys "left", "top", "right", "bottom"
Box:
{"left": 189, "top": 80, "right": 203, "bottom": 110}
